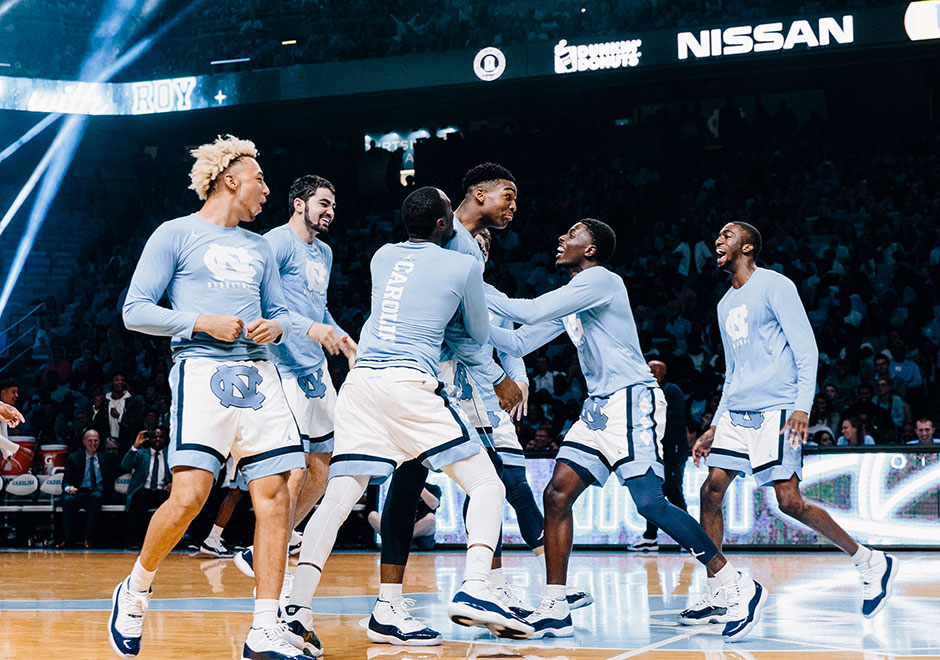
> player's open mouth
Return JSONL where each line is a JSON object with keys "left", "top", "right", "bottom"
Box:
{"left": 716, "top": 247, "right": 727, "bottom": 263}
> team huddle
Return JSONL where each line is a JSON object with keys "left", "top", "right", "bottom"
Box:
{"left": 107, "top": 135, "right": 897, "bottom": 660}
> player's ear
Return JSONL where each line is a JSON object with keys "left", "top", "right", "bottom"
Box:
{"left": 742, "top": 243, "right": 752, "bottom": 255}
{"left": 474, "top": 186, "right": 487, "bottom": 205}
{"left": 293, "top": 197, "right": 305, "bottom": 215}
{"left": 585, "top": 244, "right": 597, "bottom": 259}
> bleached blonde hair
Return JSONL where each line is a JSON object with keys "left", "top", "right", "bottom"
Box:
{"left": 188, "top": 135, "right": 258, "bottom": 200}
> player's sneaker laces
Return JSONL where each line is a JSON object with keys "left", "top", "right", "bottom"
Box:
{"left": 859, "top": 551, "right": 897, "bottom": 617}
{"left": 367, "top": 597, "right": 443, "bottom": 645}
{"left": 525, "top": 596, "right": 574, "bottom": 639}
{"left": 243, "top": 624, "right": 311, "bottom": 659}
{"left": 108, "top": 577, "right": 152, "bottom": 658}
{"left": 448, "top": 579, "right": 534, "bottom": 639}
{"left": 678, "top": 582, "right": 729, "bottom": 625}
{"left": 281, "top": 605, "right": 323, "bottom": 657}
{"left": 626, "top": 538, "right": 659, "bottom": 553}
{"left": 199, "top": 536, "right": 235, "bottom": 559}
{"left": 721, "top": 573, "right": 767, "bottom": 642}
{"left": 493, "top": 583, "right": 533, "bottom": 618}
{"left": 234, "top": 547, "right": 255, "bottom": 578}
{"left": 565, "top": 588, "right": 594, "bottom": 610}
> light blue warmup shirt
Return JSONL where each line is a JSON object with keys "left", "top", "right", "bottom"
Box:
{"left": 263, "top": 224, "right": 346, "bottom": 378}
{"left": 123, "top": 213, "right": 292, "bottom": 361}
{"left": 488, "top": 265, "right": 656, "bottom": 397}
{"left": 356, "top": 241, "right": 490, "bottom": 377}
{"left": 440, "top": 220, "right": 506, "bottom": 386}
{"left": 714, "top": 267, "right": 818, "bottom": 422}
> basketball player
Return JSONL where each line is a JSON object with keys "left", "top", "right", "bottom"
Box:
{"left": 685, "top": 221, "right": 896, "bottom": 625}
{"left": 111, "top": 135, "right": 312, "bottom": 660}
{"left": 0, "top": 401, "right": 26, "bottom": 459}
{"left": 364, "top": 164, "right": 526, "bottom": 645}
{"left": 281, "top": 187, "right": 533, "bottom": 654}
{"left": 488, "top": 219, "right": 765, "bottom": 642}
{"left": 232, "top": 176, "right": 356, "bottom": 602}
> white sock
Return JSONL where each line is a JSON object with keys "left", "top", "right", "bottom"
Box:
{"left": 464, "top": 545, "right": 492, "bottom": 584}
{"left": 252, "top": 598, "right": 278, "bottom": 629}
{"left": 852, "top": 545, "right": 873, "bottom": 566}
{"left": 546, "top": 584, "right": 566, "bottom": 601}
{"left": 490, "top": 567, "right": 505, "bottom": 586}
{"left": 208, "top": 525, "right": 224, "bottom": 541}
{"left": 707, "top": 576, "right": 720, "bottom": 594}
{"left": 714, "top": 562, "right": 738, "bottom": 587}
{"left": 290, "top": 529, "right": 303, "bottom": 545}
{"left": 535, "top": 550, "right": 546, "bottom": 577}
{"left": 379, "top": 583, "right": 403, "bottom": 603}
{"left": 129, "top": 558, "right": 156, "bottom": 592}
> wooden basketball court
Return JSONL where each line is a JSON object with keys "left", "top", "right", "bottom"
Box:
{"left": 1, "top": 549, "right": 937, "bottom": 659}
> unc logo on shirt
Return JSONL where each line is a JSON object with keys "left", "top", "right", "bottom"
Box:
{"left": 729, "top": 410, "right": 764, "bottom": 429}
{"left": 298, "top": 371, "right": 327, "bottom": 399}
{"left": 210, "top": 365, "right": 266, "bottom": 409}
{"left": 204, "top": 244, "right": 258, "bottom": 283}
{"left": 304, "top": 259, "right": 328, "bottom": 294}
{"left": 563, "top": 313, "right": 585, "bottom": 346}
{"left": 453, "top": 364, "right": 474, "bottom": 401}
{"left": 580, "top": 398, "right": 608, "bottom": 431}
{"left": 725, "top": 304, "right": 749, "bottom": 342}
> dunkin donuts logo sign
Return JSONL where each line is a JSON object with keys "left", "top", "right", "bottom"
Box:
{"left": 554, "top": 38, "right": 642, "bottom": 74}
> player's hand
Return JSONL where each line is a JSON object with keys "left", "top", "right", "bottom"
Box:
{"left": 133, "top": 430, "right": 149, "bottom": 449}
{"left": 510, "top": 380, "right": 529, "bottom": 421}
{"left": 307, "top": 323, "right": 341, "bottom": 355}
{"left": 781, "top": 410, "right": 809, "bottom": 448}
{"left": 339, "top": 335, "right": 358, "bottom": 370}
{"left": 0, "top": 402, "right": 24, "bottom": 428}
{"left": 692, "top": 426, "right": 716, "bottom": 467}
{"left": 194, "top": 314, "right": 244, "bottom": 342}
{"left": 246, "top": 318, "right": 283, "bottom": 345}
{"left": 494, "top": 376, "right": 522, "bottom": 412}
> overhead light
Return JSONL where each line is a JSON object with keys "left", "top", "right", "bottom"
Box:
{"left": 210, "top": 57, "right": 251, "bottom": 66}
{"left": 281, "top": 39, "right": 297, "bottom": 46}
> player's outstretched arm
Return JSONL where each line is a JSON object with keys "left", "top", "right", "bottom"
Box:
{"left": 487, "top": 269, "right": 612, "bottom": 325}
{"left": 0, "top": 402, "right": 25, "bottom": 427}
{"left": 488, "top": 320, "right": 565, "bottom": 359}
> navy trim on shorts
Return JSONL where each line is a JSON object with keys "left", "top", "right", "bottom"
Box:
{"left": 624, "top": 384, "right": 636, "bottom": 463}
{"left": 497, "top": 447, "right": 525, "bottom": 456}
{"left": 309, "top": 430, "right": 334, "bottom": 444}
{"left": 330, "top": 453, "right": 397, "bottom": 467}
{"left": 563, "top": 441, "right": 614, "bottom": 471}
{"left": 752, "top": 410, "right": 789, "bottom": 474}
{"left": 236, "top": 444, "right": 305, "bottom": 468}
{"left": 649, "top": 387, "right": 663, "bottom": 463}
{"left": 474, "top": 427, "right": 494, "bottom": 435}
{"left": 416, "top": 436, "right": 474, "bottom": 463}
{"left": 710, "top": 447, "right": 750, "bottom": 460}
{"left": 174, "top": 360, "right": 226, "bottom": 463}
{"left": 435, "top": 383, "right": 473, "bottom": 445}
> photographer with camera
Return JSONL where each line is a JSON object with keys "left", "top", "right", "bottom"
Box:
{"left": 121, "top": 427, "right": 171, "bottom": 548}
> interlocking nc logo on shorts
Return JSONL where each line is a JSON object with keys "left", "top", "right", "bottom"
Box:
{"left": 580, "top": 398, "right": 609, "bottom": 431}
{"left": 210, "top": 365, "right": 266, "bottom": 409}
{"left": 729, "top": 410, "right": 765, "bottom": 429}
{"left": 204, "top": 244, "right": 258, "bottom": 283}
{"left": 298, "top": 370, "right": 327, "bottom": 399}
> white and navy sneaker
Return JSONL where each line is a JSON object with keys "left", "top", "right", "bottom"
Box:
{"left": 448, "top": 580, "right": 534, "bottom": 639}
{"left": 367, "top": 597, "right": 443, "bottom": 645}
{"left": 860, "top": 551, "right": 898, "bottom": 617}
{"left": 678, "top": 582, "right": 729, "bottom": 625}
{"left": 280, "top": 570, "right": 294, "bottom": 614}
{"left": 235, "top": 547, "right": 255, "bottom": 578}
{"left": 199, "top": 536, "right": 235, "bottom": 559}
{"left": 108, "top": 577, "right": 152, "bottom": 658}
{"left": 289, "top": 531, "right": 303, "bottom": 557}
{"left": 721, "top": 573, "right": 767, "bottom": 642}
{"left": 243, "top": 624, "right": 311, "bottom": 659}
{"left": 493, "top": 583, "right": 533, "bottom": 618}
{"left": 627, "top": 538, "right": 659, "bottom": 553}
{"left": 565, "top": 588, "right": 594, "bottom": 610}
{"left": 281, "top": 605, "right": 324, "bottom": 657}
{"left": 525, "top": 596, "right": 574, "bottom": 639}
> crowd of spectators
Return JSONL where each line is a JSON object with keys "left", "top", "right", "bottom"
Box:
{"left": 2, "top": 0, "right": 892, "bottom": 80}
{"left": 2, "top": 95, "right": 938, "bottom": 548}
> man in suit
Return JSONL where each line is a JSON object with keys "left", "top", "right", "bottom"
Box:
{"left": 60, "top": 428, "right": 119, "bottom": 548}
{"left": 121, "top": 427, "right": 171, "bottom": 548}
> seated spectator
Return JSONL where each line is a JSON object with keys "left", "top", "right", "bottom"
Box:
{"left": 837, "top": 417, "right": 875, "bottom": 447}
{"left": 525, "top": 422, "right": 558, "bottom": 453}
{"left": 43, "top": 345, "right": 72, "bottom": 385}
{"left": 873, "top": 353, "right": 906, "bottom": 397}
{"left": 842, "top": 383, "right": 895, "bottom": 444}
{"left": 808, "top": 393, "right": 839, "bottom": 438}
{"left": 808, "top": 430, "right": 836, "bottom": 447}
{"left": 874, "top": 378, "right": 910, "bottom": 431}
{"left": 826, "top": 360, "right": 859, "bottom": 411}
{"left": 530, "top": 355, "right": 560, "bottom": 393}
{"left": 121, "top": 427, "right": 171, "bottom": 548}
{"left": 887, "top": 340, "right": 922, "bottom": 390}
{"left": 368, "top": 482, "right": 443, "bottom": 551}
{"left": 59, "top": 428, "right": 119, "bottom": 548}
{"left": 907, "top": 418, "right": 940, "bottom": 445}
